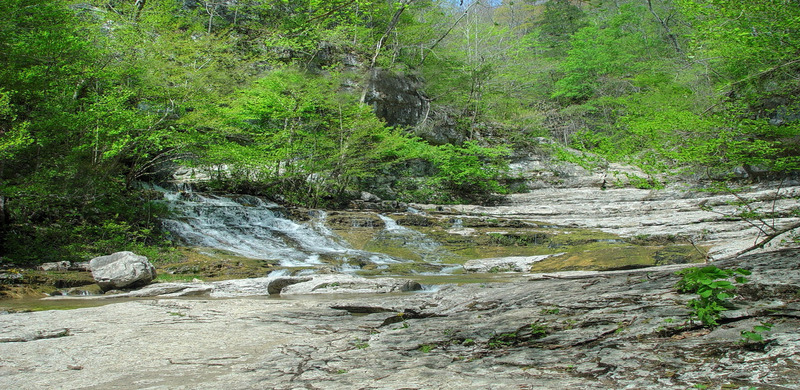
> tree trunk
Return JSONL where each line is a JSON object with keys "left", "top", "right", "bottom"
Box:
{"left": 361, "top": 0, "right": 413, "bottom": 103}
{"left": 134, "top": 0, "right": 146, "bottom": 22}
{"left": 0, "top": 195, "right": 7, "bottom": 256}
{"left": 646, "top": 0, "right": 682, "bottom": 54}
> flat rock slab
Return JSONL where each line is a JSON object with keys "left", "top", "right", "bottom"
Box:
{"left": 464, "top": 254, "right": 563, "bottom": 273}
{"left": 48, "top": 274, "right": 423, "bottom": 300}
{"left": 434, "top": 183, "right": 800, "bottom": 259}
{"left": 2, "top": 249, "right": 799, "bottom": 389}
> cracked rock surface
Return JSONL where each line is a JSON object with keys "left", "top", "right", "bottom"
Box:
{"left": 2, "top": 249, "right": 798, "bottom": 389}
{"left": 437, "top": 183, "right": 800, "bottom": 259}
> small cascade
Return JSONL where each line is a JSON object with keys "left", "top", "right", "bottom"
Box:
{"left": 159, "top": 190, "right": 399, "bottom": 268}
{"left": 375, "top": 215, "right": 459, "bottom": 264}
{"left": 52, "top": 288, "right": 96, "bottom": 297}
{"left": 267, "top": 269, "right": 291, "bottom": 277}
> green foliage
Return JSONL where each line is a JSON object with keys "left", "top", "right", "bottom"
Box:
{"left": 2, "top": 0, "right": 798, "bottom": 266}
{"left": 536, "top": 0, "right": 800, "bottom": 183}
{"left": 676, "top": 0, "right": 800, "bottom": 82}
{"left": 0, "top": 1, "right": 183, "bottom": 264}
{"left": 488, "top": 332, "right": 518, "bottom": 349}
{"left": 740, "top": 322, "right": 773, "bottom": 344}
{"left": 418, "top": 344, "right": 435, "bottom": 353}
{"left": 206, "top": 67, "right": 431, "bottom": 207}
{"left": 552, "top": 3, "right": 669, "bottom": 102}
{"left": 675, "top": 265, "right": 752, "bottom": 327}
{"left": 392, "top": 140, "right": 509, "bottom": 204}
{"left": 529, "top": 323, "right": 548, "bottom": 339}
{"left": 538, "top": 0, "right": 586, "bottom": 52}
{"left": 426, "top": 141, "right": 510, "bottom": 199}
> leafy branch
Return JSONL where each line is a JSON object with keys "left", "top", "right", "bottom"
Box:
{"left": 676, "top": 265, "right": 751, "bottom": 327}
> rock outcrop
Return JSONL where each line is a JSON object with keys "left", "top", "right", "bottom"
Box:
{"left": 3, "top": 249, "right": 798, "bottom": 389}
{"left": 278, "top": 274, "right": 422, "bottom": 295}
{"left": 89, "top": 251, "right": 156, "bottom": 291}
{"left": 70, "top": 274, "right": 423, "bottom": 299}
{"left": 37, "top": 261, "right": 90, "bottom": 272}
{"left": 37, "top": 261, "right": 70, "bottom": 272}
{"left": 434, "top": 182, "right": 800, "bottom": 260}
{"left": 463, "top": 254, "right": 561, "bottom": 273}
{"left": 363, "top": 68, "right": 429, "bottom": 128}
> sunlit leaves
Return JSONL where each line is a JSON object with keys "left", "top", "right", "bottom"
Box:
{"left": 676, "top": 0, "right": 800, "bottom": 82}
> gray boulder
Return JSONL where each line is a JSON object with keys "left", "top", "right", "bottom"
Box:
{"left": 89, "top": 251, "right": 156, "bottom": 291}
{"left": 38, "top": 261, "right": 71, "bottom": 272}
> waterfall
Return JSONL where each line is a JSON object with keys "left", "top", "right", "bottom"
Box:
{"left": 376, "top": 215, "right": 458, "bottom": 264}
{"left": 160, "top": 190, "right": 399, "bottom": 268}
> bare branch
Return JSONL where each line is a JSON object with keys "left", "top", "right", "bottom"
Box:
{"left": 728, "top": 220, "right": 800, "bottom": 259}
{"left": 418, "top": 1, "right": 477, "bottom": 67}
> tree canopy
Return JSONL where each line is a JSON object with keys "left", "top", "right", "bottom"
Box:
{"left": 1, "top": 0, "right": 798, "bottom": 264}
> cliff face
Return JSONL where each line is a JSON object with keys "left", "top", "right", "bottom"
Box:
{"left": 363, "top": 68, "right": 429, "bottom": 128}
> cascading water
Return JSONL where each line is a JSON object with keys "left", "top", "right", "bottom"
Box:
{"left": 375, "top": 215, "right": 459, "bottom": 265}
{"left": 159, "top": 190, "right": 399, "bottom": 268}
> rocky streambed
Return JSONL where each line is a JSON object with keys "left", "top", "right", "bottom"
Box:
{"left": 1, "top": 249, "right": 799, "bottom": 389}
{"left": 2, "top": 179, "right": 799, "bottom": 389}
{"left": 437, "top": 183, "right": 800, "bottom": 260}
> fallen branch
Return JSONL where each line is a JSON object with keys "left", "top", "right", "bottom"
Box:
{"left": 729, "top": 220, "right": 800, "bottom": 259}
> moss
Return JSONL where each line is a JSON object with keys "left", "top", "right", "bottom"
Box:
{"left": 330, "top": 210, "right": 706, "bottom": 274}
{"left": 153, "top": 273, "right": 205, "bottom": 283}
{"left": 155, "top": 247, "right": 277, "bottom": 281}
{"left": 529, "top": 244, "right": 705, "bottom": 273}
{"left": 394, "top": 215, "right": 435, "bottom": 227}
{"left": 334, "top": 228, "right": 380, "bottom": 251}
{"left": 362, "top": 241, "right": 425, "bottom": 262}
{"left": 356, "top": 262, "right": 444, "bottom": 276}
{"left": 0, "top": 295, "right": 132, "bottom": 313}
{"left": 19, "top": 270, "right": 96, "bottom": 289}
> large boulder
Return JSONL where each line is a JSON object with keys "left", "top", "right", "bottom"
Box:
{"left": 363, "top": 68, "right": 429, "bottom": 128}
{"left": 89, "top": 251, "right": 156, "bottom": 291}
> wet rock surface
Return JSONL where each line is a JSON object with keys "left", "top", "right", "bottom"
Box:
{"left": 435, "top": 182, "right": 800, "bottom": 260}
{"left": 463, "top": 254, "right": 561, "bottom": 273}
{"left": 2, "top": 249, "right": 798, "bottom": 389}
{"left": 48, "top": 274, "right": 423, "bottom": 299}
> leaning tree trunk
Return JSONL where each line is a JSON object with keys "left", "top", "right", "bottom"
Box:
{"left": 0, "top": 195, "right": 7, "bottom": 256}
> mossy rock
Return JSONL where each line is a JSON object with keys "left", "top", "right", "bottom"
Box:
{"left": 155, "top": 248, "right": 276, "bottom": 281}
{"left": 357, "top": 262, "right": 447, "bottom": 276}
{"left": 394, "top": 215, "right": 435, "bottom": 227}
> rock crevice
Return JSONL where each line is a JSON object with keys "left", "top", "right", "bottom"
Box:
{"left": 2, "top": 249, "right": 798, "bottom": 389}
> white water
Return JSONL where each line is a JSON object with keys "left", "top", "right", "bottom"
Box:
{"left": 160, "top": 191, "right": 399, "bottom": 267}
{"left": 376, "top": 215, "right": 458, "bottom": 264}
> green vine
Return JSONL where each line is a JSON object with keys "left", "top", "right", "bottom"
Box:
{"left": 675, "top": 265, "right": 751, "bottom": 327}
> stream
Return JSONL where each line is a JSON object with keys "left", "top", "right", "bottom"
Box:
{"left": 155, "top": 186, "right": 707, "bottom": 282}
{"left": 7, "top": 181, "right": 798, "bottom": 311}
{"left": 160, "top": 190, "right": 400, "bottom": 269}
